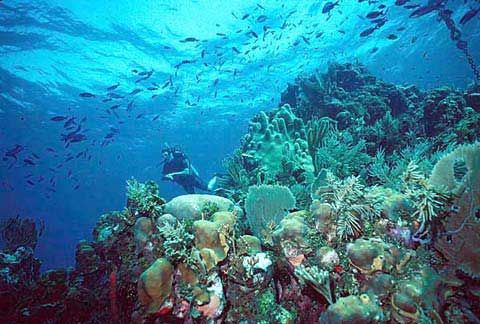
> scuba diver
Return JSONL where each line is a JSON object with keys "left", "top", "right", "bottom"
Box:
{"left": 160, "top": 144, "right": 210, "bottom": 194}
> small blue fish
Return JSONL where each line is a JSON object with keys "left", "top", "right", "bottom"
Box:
{"left": 107, "top": 83, "right": 120, "bottom": 91}
{"left": 50, "top": 116, "right": 67, "bottom": 121}
{"left": 79, "top": 92, "right": 95, "bottom": 98}
{"left": 322, "top": 1, "right": 339, "bottom": 14}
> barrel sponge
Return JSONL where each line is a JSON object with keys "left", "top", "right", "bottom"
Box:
{"left": 429, "top": 141, "right": 480, "bottom": 194}
{"left": 193, "top": 211, "right": 236, "bottom": 270}
{"left": 137, "top": 258, "right": 173, "bottom": 314}
{"left": 431, "top": 142, "right": 480, "bottom": 278}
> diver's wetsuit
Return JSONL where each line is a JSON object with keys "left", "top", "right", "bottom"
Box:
{"left": 162, "top": 152, "right": 208, "bottom": 194}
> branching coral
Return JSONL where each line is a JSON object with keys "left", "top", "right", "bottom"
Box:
{"left": 126, "top": 178, "right": 163, "bottom": 217}
{"left": 369, "top": 142, "right": 437, "bottom": 189}
{"left": 368, "top": 148, "right": 392, "bottom": 186}
{"left": 222, "top": 150, "right": 250, "bottom": 190}
{"left": 336, "top": 206, "right": 366, "bottom": 240}
{"left": 254, "top": 290, "right": 295, "bottom": 324}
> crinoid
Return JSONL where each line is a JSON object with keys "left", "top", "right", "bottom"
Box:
{"left": 321, "top": 173, "right": 379, "bottom": 241}
{"left": 401, "top": 161, "right": 450, "bottom": 240}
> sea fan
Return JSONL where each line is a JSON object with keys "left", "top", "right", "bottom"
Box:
{"left": 245, "top": 185, "right": 296, "bottom": 238}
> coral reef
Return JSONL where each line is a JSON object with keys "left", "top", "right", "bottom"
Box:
{"left": 1, "top": 63, "right": 480, "bottom": 323}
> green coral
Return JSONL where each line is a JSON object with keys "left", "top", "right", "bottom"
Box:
{"left": 255, "top": 290, "right": 295, "bottom": 324}
{"left": 306, "top": 117, "right": 338, "bottom": 175}
{"left": 242, "top": 105, "right": 313, "bottom": 179}
{"left": 157, "top": 221, "right": 194, "bottom": 266}
{"left": 201, "top": 201, "right": 220, "bottom": 220}
{"left": 401, "top": 161, "right": 451, "bottom": 236}
{"left": 126, "top": 178, "right": 163, "bottom": 217}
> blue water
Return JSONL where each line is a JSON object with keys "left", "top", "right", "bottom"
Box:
{"left": 1, "top": 0, "right": 479, "bottom": 270}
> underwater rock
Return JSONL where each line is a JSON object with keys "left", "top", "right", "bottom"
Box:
{"left": 5, "top": 61, "right": 480, "bottom": 323}
{"left": 275, "top": 62, "right": 480, "bottom": 162}
{"left": 196, "top": 272, "right": 225, "bottom": 320}
{"left": 93, "top": 210, "right": 134, "bottom": 243}
{"left": 242, "top": 252, "right": 272, "bottom": 279}
{"left": 156, "top": 213, "right": 176, "bottom": 228}
{"left": 175, "top": 261, "right": 206, "bottom": 304}
{"left": 0, "top": 216, "right": 43, "bottom": 252}
{"left": 295, "top": 264, "right": 334, "bottom": 305}
{"left": 310, "top": 200, "right": 334, "bottom": 234}
{"left": 137, "top": 258, "right": 173, "bottom": 315}
{"left": 320, "top": 294, "right": 384, "bottom": 323}
{"left": 390, "top": 269, "right": 446, "bottom": 323}
{"left": 422, "top": 87, "right": 466, "bottom": 137}
{"left": 126, "top": 179, "right": 165, "bottom": 217}
{"left": 362, "top": 272, "right": 394, "bottom": 300}
{"left": 0, "top": 246, "right": 41, "bottom": 319}
{"left": 377, "top": 189, "right": 411, "bottom": 224}
{"left": 465, "top": 92, "right": 480, "bottom": 112}
{"left": 0, "top": 246, "right": 40, "bottom": 288}
{"left": 315, "top": 246, "right": 340, "bottom": 270}
{"left": 163, "top": 194, "right": 239, "bottom": 221}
